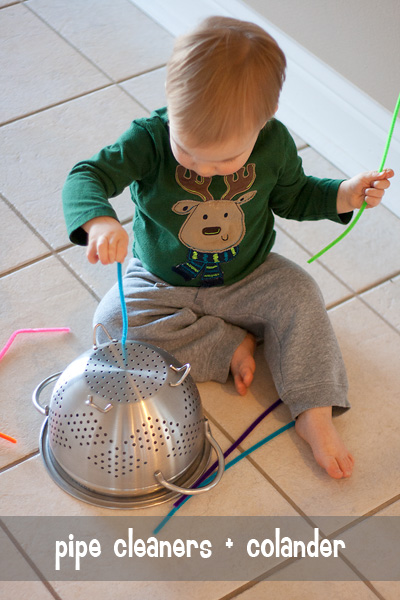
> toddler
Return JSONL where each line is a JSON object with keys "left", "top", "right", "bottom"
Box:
{"left": 62, "top": 16, "right": 393, "bottom": 479}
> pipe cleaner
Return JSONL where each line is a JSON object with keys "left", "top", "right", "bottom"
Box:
{"left": 153, "top": 420, "right": 295, "bottom": 535}
{"left": 0, "top": 328, "right": 70, "bottom": 362}
{"left": 308, "top": 92, "right": 400, "bottom": 264}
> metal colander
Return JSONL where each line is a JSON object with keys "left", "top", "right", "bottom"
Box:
{"left": 33, "top": 324, "right": 224, "bottom": 509}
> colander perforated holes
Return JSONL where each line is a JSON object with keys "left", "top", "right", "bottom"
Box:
{"left": 48, "top": 353, "right": 206, "bottom": 491}
{"left": 182, "top": 379, "right": 198, "bottom": 419}
{"left": 84, "top": 344, "right": 167, "bottom": 403}
{"left": 50, "top": 409, "right": 105, "bottom": 451}
{"left": 49, "top": 408, "right": 71, "bottom": 449}
{"left": 78, "top": 413, "right": 204, "bottom": 478}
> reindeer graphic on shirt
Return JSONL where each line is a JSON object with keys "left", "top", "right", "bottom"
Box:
{"left": 172, "top": 164, "right": 257, "bottom": 286}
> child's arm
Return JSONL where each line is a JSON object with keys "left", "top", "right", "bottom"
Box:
{"left": 82, "top": 216, "right": 129, "bottom": 265}
{"left": 62, "top": 116, "right": 160, "bottom": 264}
{"left": 336, "top": 168, "right": 394, "bottom": 214}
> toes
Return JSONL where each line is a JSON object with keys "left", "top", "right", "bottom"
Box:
{"left": 242, "top": 366, "right": 254, "bottom": 387}
{"left": 234, "top": 374, "right": 247, "bottom": 396}
{"left": 321, "top": 456, "right": 345, "bottom": 479}
{"left": 232, "top": 364, "right": 255, "bottom": 396}
{"left": 337, "top": 453, "right": 355, "bottom": 478}
{"left": 320, "top": 453, "right": 354, "bottom": 479}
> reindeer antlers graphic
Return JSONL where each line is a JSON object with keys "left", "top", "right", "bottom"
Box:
{"left": 175, "top": 164, "right": 256, "bottom": 202}
{"left": 175, "top": 166, "right": 214, "bottom": 201}
{"left": 222, "top": 164, "right": 256, "bottom": 200}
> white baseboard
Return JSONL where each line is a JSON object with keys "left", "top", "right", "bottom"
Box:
{"left": 131, "top": 0, "right": 400, "bottom": 218}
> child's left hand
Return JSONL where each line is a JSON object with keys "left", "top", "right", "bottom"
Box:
{"left": 337, "top": 168, "right": 394, "bottom": 214}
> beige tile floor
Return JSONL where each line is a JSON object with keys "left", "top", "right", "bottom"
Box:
{"left": 1, "top": 1, "right": 399, "bottom": 599}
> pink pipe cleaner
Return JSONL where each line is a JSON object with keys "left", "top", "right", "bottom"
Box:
{"left": 0, "top": 328, "right": 71, "bottom": 362}
{"left": 0, "top": 328, "right": 70, "bottom": 444}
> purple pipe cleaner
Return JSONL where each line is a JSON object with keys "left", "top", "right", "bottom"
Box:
{"left": 173, "top": 398, "right": 282, "bottom": 508}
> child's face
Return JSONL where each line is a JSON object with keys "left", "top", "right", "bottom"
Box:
{"left": 169, "top": 122, "right": 260, "bottom": 178}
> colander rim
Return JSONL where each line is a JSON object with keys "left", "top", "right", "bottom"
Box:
{"left": 38, "top": 418, "right": 212, "bottom": 509}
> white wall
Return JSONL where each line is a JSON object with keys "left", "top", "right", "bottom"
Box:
{"left": 243, "top": 0, "right": 400, "bottom": 112}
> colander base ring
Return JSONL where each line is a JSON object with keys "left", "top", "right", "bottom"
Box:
{"left": 39, "top": 420, "right": 213, "bottom": 509}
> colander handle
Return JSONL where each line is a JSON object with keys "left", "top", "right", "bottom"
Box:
{"left": 154, "top": 419, "right": 225, "bottom": 495}
{"left": 93, "top": 323, "right": 117, "bottom": 349}
{"left": 169, "top": 363, "right": 191, "bottom": 387}
{"left": 32, "top": 372, "right": 62, "bottom": 416}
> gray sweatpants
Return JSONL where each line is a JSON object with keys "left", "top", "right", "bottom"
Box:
{"left": 94, "top": 253, "right": 350, "bottom": 419}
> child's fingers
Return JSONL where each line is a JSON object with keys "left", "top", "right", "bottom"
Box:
{"left": 362, "top": 168, "right": 394, "bottom": 190}
{"left": 97, "top": 235, "right": 114, "bottom": 265}
{"left": 362, "top": 169, "right": 393, "bottom": 208}
{"left": 97, "top": 235, "right": 127, "bottom": 264}
{"left": 116, "top": 238, "right": 128, "bottom": 264}
{"left": 371, "top": 178, "right": 391, "bottom": 190}
{"left": 86, "top": 224, "right": 128, "bottom": 265}
{"left": 365, "top": 188, "right": 384, "bottom": 198}
{"left": 87, "top": 238, "right": 100, "bottom": 264}
{"left": 114, "top": 229, "right": 129, "bottom": 264}
{"left": 107, "top": 236, "right": 122, "bottom": 265}
{"left": 364, "top": 189, "right": 384, "bottom": 208}
{"left": 372, "top": 168, "right": 394, "bottom": 180}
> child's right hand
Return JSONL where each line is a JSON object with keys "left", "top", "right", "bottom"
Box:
{"left": 83, "top": 216, "right": 129, "bottom": 265}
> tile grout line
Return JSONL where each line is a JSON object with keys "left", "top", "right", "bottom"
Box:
{"left": 217, "top": 567, "right": 386, "bottom": 600}
{"left": 0, "top": 518, "right": 63, "bottom": 600}
{"left": 1, "top": 2, "right": 135, "bottom": 131}
{"left": 127, "top": 0, "right": 181, "bottom": 39}
{"left": 275, "top": 223, "right": 358, "bottom": 301}
{"left": 0, "top": 192, "right": 133, "bottom": 300}
{"left": 20, "top": 2, "right": 168, "bottom": 125}
{"left": 354, "top": 291, "right": 400, "bottom": 338}
{"left": 0, "top": 86, "right": 116, "bottom": 128}
{"left": 0, "top": 193, "right": 101, "bottom": 302}
{"left": 0, "top": 70, "right": 166, "bottom": 129}
{"left": 0, "top": 254, "right": 53, "bottom": 279}
{"left": 0, "top": 1, "right": 21, "bottom": 9}
{"left": 275, "top": 223, "right": 400, "bottom": 336}
{"left": 54, "top": 252, "right": 101, "bottom": 302}
{"left": 204, "top": 410, "right": 314, "bottom": 524}
{"left": 5, "top": 0, "right": 172, "bottom": 130}
{"left": 356, "top": 273, "right": 400, "bottom": 296}
{"left": 203, "top": 411, "right": 400, "bottom": 527}
{"left": 116, "top": 64, "right": 167, "bottom": 118}
{"left": 0, "top": 191, "right": 55, "bottom": 259}
{"left": 24, "top": 2, "right": 116, "bottom": 83}
{"left": 275, "top": 221, "right": 400, "bottom": 300}
{"left": 217, "top": 563, "right": 387, "bottom": 600}
{"left": 206, "top": 408, "right": 400, "bottom": 591}
{"left": 0, "top": 451, "right": 40, "bottom": 476}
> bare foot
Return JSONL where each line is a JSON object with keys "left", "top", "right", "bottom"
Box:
{"left": 295, "top": 406, "right": 354, "bottom": 479}
{"left": 230, "top": 334, "right": 256, "bottom": 396}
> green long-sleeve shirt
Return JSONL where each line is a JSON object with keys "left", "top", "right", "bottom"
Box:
{"left": 62, "top": 107, "right": 351, "bottom": 287}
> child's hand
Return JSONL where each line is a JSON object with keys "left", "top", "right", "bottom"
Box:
{"left": 337, "top": 168, "right": 394, "bottom": 214}
{"left": 83, "top": 216, "right": 129, "bottom": 265}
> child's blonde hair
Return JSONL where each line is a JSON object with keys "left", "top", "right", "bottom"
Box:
{"left": 166, "top": 16, "right": 286, "bottom": 146}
